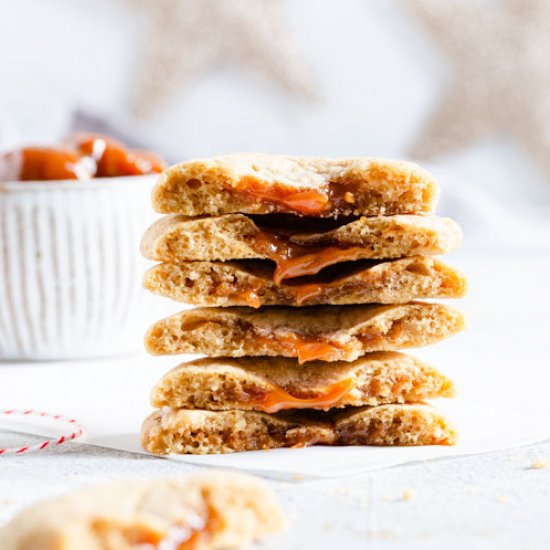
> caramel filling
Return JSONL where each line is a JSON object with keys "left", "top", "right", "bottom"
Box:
{"left": 290, "top": 334, "right": 345, "bottom": 363}
{"left": 289, "top": 430, "right": 336, "bottom": 448}
{"left": 233, "top": 179, "right": 359, "bottom": 216}
{"left": 251, "top": 229, "right": 365, "bottom": 285}
{"left": 255, "top": 332, "right": 347, "bottom": 363}
{"left": 251, "top": 378, "right": 354, "bottom": 413}
{"left": 224, "top": 261, "right": 379, "bottom": 307}
{"left": 272, "top": 247, "right": 367, "bottom": 284}
{"left": 0, "top": 133, "right": 164, "bottom": 182}
{"left": 125, "top": 507, "right": 220, "bottom": 549}
{"left": 290, "top": 282, "right": 332, "bottom": 305}
{"left": 283, "top": 262, "right": 375, "bottom": 305}
{"left": 236, "top": 286, "right": 263, "bottom": 308}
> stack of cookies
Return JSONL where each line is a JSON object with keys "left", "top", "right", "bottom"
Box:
{"left": 140, "top": 154, "right": 466, "bottom": 455}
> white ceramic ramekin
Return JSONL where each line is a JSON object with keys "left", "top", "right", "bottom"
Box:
{"left": 0, "top": 175, "right": 172, "bottom": 360}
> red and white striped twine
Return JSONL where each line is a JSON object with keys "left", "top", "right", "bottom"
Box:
{"left": 0, "top": 409, "right": 85, "bottom": 455}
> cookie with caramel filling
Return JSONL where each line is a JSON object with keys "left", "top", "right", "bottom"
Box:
{"left": 141, "top": 213, "right": 462, "bottom": 283}
{"left": 1, "top": 472, "right": 284, "bottom": 550}
{"left": 141, "top": 404, "right": 456, "bottom": 455}
{"left": 150, "top": 353, "right": 454, "bottom": 413}
{"left": 145, "top": 303, "right": 465, "bottom": 362}
{"left": 152, "top": 154, "right": 439, "bottom": 217}
{"left": 143, "top": 257, "right": 467, "bottom": 307}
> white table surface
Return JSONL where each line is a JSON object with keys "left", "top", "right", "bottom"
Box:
{"left": 1, "top": 436, "right": 550, "bottom": 549}
{"left": 2, "top": 251, "right": 550, "bottom": 548}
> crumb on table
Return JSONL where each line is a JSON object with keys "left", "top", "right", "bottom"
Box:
{"left": 531, "top": 457, "right": 550, "bottom": 469}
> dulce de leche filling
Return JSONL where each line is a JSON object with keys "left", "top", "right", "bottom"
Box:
{"left": 234, "top": 178, "right": 328, "bottom": 215}
{"left": 0, "top": 133, "right": 165, "bottom": 182}
{"left": 255, "top": 332, "right": 349, "bottom": 363}
{"left": 233, "top": 178, "right": 359, "bottom": 216}
{"left": 251, "top": 378, "right": 354, "bottom": 413}
{"left": 126, "top": 506, "right": 220, "bottom": 550}
{"left": 251, "top": 229, "right": 366, "bottom": 285}
{"left": 289, "top": 281, "right": 337, "bottom": 306}
{"left": 232, "top": 261, "right": 375, "bottom": 307}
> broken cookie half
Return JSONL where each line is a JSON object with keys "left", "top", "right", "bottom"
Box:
{"left": 142, "top": 404, "right": 457, "bottom": 455}
{"left": 150, "top": 353, "right": 455, "bottom": 413}
{"left": 143, "top": 257, "right": 467, "bottom": 307}
{"left": 145, "top": 302, "right": 465, "bottom": 362}
{"left": 152, "top": 154, "right": 439, "bottom": 217}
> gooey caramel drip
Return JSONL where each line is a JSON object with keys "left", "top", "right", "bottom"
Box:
{"left": 252, "top": 378, "right": 354, "bottom": 413}
{"left": 252, "top": 229, "right": 366, "bottom": 285}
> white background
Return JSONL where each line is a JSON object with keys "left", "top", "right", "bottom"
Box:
{"left": 1, "top": 0, "right": 550, "bottom": 215}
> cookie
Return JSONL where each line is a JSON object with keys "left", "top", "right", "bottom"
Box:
{"left": 142, "top": 404, "right": 457, "bottom": 454}
{"left": 145, "top": 302, "right": 465, "bottom": 361}
{"left": 152, "top": 154, "right": 439, "bottom": 217}
{"left": 150, "top": 353, "right": 455, "bottom": 412}
{"left": 143, "top": 257, "right": 467, "bottom": 307}
{"left": 1, "top": 472, "right": 284, "bottom": 550}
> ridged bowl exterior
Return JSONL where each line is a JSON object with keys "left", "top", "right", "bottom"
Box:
{"left": 0, "top": 175, "right": 168, "bottom": 360}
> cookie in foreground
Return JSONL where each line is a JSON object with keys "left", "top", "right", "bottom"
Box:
{"left": 145, "top": 302, "right": 465, "bottom": 362}
{"left": 150, "top": 353, "right": 455, "bottom": 412}
{"left": 1, "top": 471, "right": 284, "bottom": 550}
{"left": 142, "top": 404, "right": 457, "bottom": 455}
{"left": 141, "top": 214, "right": 461, "bottom": 282}
{"left": 143, "top": 257, "right": 467, "bottom": 307}
{"left": 152, "top": 154, "right": 439, "bottom": 217}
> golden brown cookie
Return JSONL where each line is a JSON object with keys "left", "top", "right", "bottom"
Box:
{"left": 141, "top": 213, "right": 461, "bottom": 282}
{"left": 143, "top": 257, "right": 467, "bottom": 307}
{"left": 152, "top": 154, "right": 439, "bottom": 217}
{"left": 145, "top": 302, "right": 465, "bottom": 361}
{"left": 333, "top": 404, "right": 457, "bottom": 446}
{"left": 1, "top": 472, "right": 284, "bottom": 550}
{"left": 142, "top": 404, "right": 456, "bottom": 455}
{"left": 150, "top": 353, "right": 455, "bottom": 412}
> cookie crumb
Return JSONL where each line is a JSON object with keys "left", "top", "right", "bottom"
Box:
{"left": 531, "top": 457, "right": 550, "bottom": 469}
